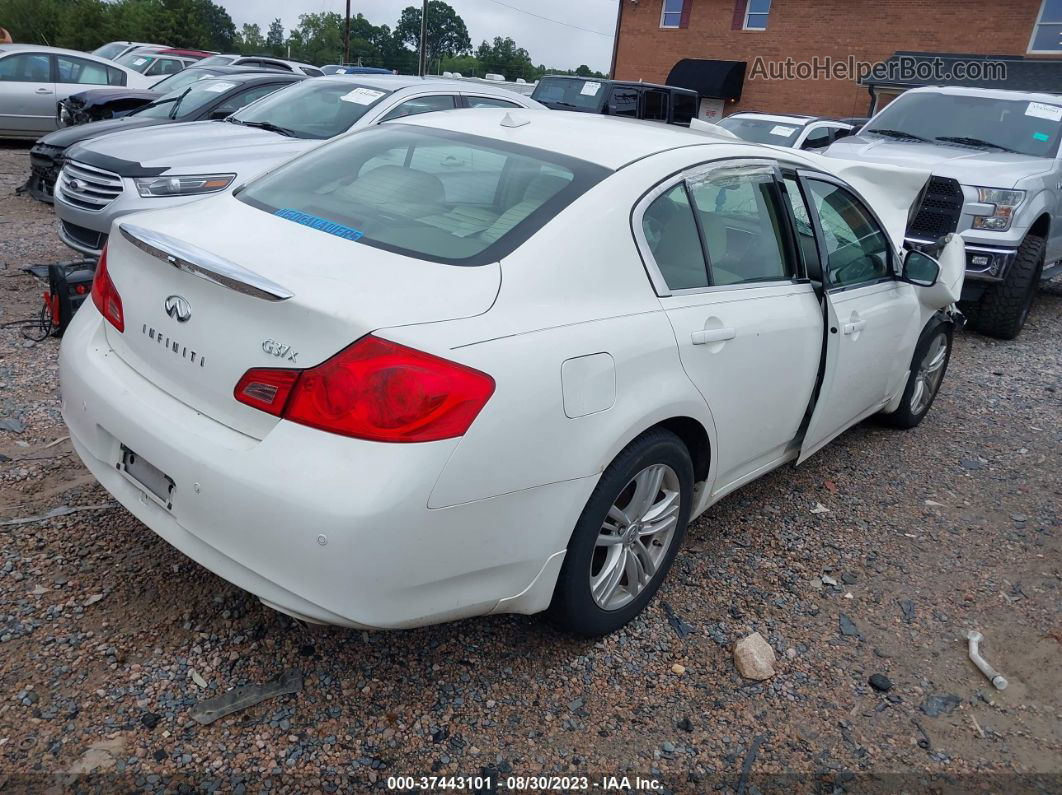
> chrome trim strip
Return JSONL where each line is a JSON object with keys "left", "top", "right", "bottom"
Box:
{"left": 119, "top": 224, "right": 294, "bottom": 302}
{"left": 964, "top": 244, "right": 1019, "bottom": 255}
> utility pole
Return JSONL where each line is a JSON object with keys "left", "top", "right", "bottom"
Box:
{"left": 343, "top": 0, "right": 351, "bottom": 65}
{"left": 418, "top": 0, "right": 428, "bottom": 76}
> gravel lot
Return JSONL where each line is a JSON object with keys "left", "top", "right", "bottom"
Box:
{"left": 0, "top": 141, "right": 1059, "bottom": 792}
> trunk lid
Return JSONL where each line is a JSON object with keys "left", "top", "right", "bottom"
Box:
{"left": 102, "top": 195, "right": 501, "bottom": 439}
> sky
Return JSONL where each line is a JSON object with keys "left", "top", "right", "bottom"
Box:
{"left": 218, "top": 0, "right": 620, "bottom": 72}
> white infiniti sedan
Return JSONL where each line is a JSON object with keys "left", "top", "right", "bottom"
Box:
{"left": 59, "top": 110, "right": 965, "bottom": 636}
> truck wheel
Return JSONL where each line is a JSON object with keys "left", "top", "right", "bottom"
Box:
{"left": 882, "top": 319, "right": 953, "bottom": 430}
{"left": 973, "top": 234, "right": 1044, "bottom": 340}
{"left": 550, "top": 429, "right": 693, "bottom": 636}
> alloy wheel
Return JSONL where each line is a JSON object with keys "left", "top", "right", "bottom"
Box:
{"left": 910, "top": 332, "right": 948, "bottom": 415}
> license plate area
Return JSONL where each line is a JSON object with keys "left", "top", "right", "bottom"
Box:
{"left": 117, "top": 445, "right": 175, "bottom": 510}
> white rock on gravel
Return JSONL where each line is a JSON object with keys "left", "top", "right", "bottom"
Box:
{"left": 734, "top": 632, "right": 776, "bottom": 680}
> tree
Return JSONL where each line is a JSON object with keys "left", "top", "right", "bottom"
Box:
{"left": 396, "top": 1, "right": 470, "bottom": 73}
{"left": 285, "top": 12, "right": 344, "bottom": 66}
{"left": 475, "top": 36, "right": 534, "bottom": 81}
{"left": 265, "top": 17, "right": 284, "bottom": 56}
{"left": 236, "top": 22, "right": 264, "bottom": 54}
{"left": 575, "top": 64, "right": 592, "bottom": 77}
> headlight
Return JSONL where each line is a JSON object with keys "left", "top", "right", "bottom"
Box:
{"left": 971, "top": 187, "right": 1025, "bottom": 232}
{"left": 134, "top": 174, "right": 236, "bottom": 198}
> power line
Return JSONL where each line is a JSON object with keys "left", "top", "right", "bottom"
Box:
{"left": 477, "top": 0, "right": 616, "bottom": 38}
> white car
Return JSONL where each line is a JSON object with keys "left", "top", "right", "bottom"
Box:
{"left": 59, "top": 110, "right": 965, "bottom": 635}
{"left": 0, "top": 44, "right": 154, "bottom": 137}
{"left": 718, "top": 112, "right": 855, "bottom": 151}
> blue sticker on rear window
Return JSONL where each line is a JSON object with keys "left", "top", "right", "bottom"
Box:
{"left": 1033, "top": 131, "right": 1050, "bottom": 142}
{"left": 274, "top": 208, "right": 364, "bottom": 241}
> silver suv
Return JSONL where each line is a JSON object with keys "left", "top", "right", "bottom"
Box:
{"left": 826, "top": 86, "right": 1061, "bottom": 339}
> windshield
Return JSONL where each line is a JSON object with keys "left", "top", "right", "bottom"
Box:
{"left": 864, "top": 92, "right": 1062, "bottom": 157}
{"left": 717, "top": 116, "right": 802, "bottom": 145}
{"left": 92, "top": 42, "right": 127, "bottom": 60}
{"left": 231, "top": 80, "right": 391, "bottom": 139}
{"left": 133, "top": 79, "right": 236, "bottom": 119}
{"left": 150, "top": 67, "right": 218, "bottom": 93}
{"left": 531, "top": 77, "right": 607, "bottom": 112}
{"left": 237, "top": 126, "right": 609, "bottom": 265}
{"left": 116, "top": 52, "right": 160, "bottom": 73}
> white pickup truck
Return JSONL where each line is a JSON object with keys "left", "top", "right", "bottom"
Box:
{"left": 826, "top": 85, "right": 1061, "bottom": 339}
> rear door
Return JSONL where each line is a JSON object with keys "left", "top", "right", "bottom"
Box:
{"left": 55, "top": 54, "right": 120, "bottom": 107}
{"left": 637, "top": 160, "right": 824, "bottom": 495}
{"left": 0, "top": 51, "right": 56, "bottom": 135}
{"left": 797, "top": 172, "right": 919, "bottom": 462}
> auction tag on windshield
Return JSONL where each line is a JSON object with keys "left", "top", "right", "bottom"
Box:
{"left": 133, "top": 57, "right": 147, "bottom": 65}
{"left": 202, "top": 81, "right": 236, "bottom": 93}
{"left": 340, "top": 87, "right": 386, "bottom": 105}
{"left": 580, "top": 81, "right": 602, "bottom": 96}
{"left": 770, "top": 125, "right": 797, "bottom": 137}
{"left": 1025, "top": 102, "right": 1062, "bottom": 121}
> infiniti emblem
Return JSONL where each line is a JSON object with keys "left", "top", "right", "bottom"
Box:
{"left": 164, "top": 295, "right": 191, "bottom": 323}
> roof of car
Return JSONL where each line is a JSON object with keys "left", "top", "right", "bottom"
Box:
{"left": 0, "top": 43, "right": 119, "bottom": 58}
{"left": 196, "top": 70, "right": 305, "bottom": 85}
{"left": 315, "top": 75, "right": 532, "bottom": 95}
{"left": 725, "top": 112, "right": 852, "bottom": 126}
{"left": 394, "top": 108, "right": 728, "bottom": 169}
{"left": 900, "top": 84, "right": 1062, "bottom": 104}
{"left": 537, "top": 74, "right": 695, "bottom": 94}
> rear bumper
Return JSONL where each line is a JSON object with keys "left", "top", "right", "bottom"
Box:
{"left": 59, "top": 305, "right": 581, "bottom": 629}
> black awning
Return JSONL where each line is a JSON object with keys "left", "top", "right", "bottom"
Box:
{"left": 666, "top": 59, "right": 746, "bottom": 101}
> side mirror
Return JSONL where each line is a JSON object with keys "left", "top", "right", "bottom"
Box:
{"left": 902, "top": 249, "right": 941, "bottom": 287}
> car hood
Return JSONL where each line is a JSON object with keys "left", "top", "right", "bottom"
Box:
{"left": 39, "top": 117, "right": 171, "bottom": 149}
{"left": 65, "top": 88, "right": 160, "bottom": 110}
{"left": 65, "top": 120, "right": 317, "bottom": 177}
{"left": 825, "top": 136, "right": 1054, "bottom": 188}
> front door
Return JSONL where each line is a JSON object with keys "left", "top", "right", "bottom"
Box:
{"left": 797, "top": 173, "right": 919, "bottom": 462}
{"left": 0, "top": 52, "right": 56, "bottom": 135}
{"left": 638, "top": 161, "right": 824, "bottom": 493}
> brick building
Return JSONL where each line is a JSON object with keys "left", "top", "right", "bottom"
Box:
{"left": 610, "top": 0, "right": 1061, "bottom": 118}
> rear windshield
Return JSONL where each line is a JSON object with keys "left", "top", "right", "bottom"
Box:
{"left": 150, "top": 67, "right": 219, "bottom": 93}
{"left": 531, "top": 77, "right": 608, "bottom": 112}
{"left": 863, "top": 92, "right": 1062, "bottom": 158}
{"left": 229, "top": 80, "right": 390, "bottom": 139}
{"left": 717, "top": 116, "right": 802, "bottom": 145}
{"left": 237, "top": 125, "right": 610, "bottom": 266}
{"left": 92, "top": 42, "right": 127, "bottom": 60}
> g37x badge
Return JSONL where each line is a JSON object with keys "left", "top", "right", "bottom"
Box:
{"left": 262, "top": 339, "right": 298, "bottom": 363}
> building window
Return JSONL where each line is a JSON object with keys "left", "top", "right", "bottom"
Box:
{"left": 661, "top": 0, "right": 688, "bottom": 29}
{"left": 744, "top": 0, "right": 772, "bottom": 30}
{"left": 1030, "top": 0, "right": 1062, "bottom": 53}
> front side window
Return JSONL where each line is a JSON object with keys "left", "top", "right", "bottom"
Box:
{"left": 237, "top": 126, "right": 607, "bottom": 265}
{"left": 0, "top": 53, "right": 50, "bottom": 82}
{"left": 806, "top": 180, "right": 891, "bottom": 288}
{"left": 660, "top": 0, "right": 688, "bottom": 28}
{"left": 1030, "top": 0, "right": 1062, "bottom": 52}
{"left": 231, "top": 80, "right": 392, "bottom": 139}
{"left": 744, "top": 0, "right": 773, "bottom": 29}
{"left": 686, "top": 165, "right": 791, "bottom": 285}
{"left": 381, "top": 94, "right": 456, "bottom": 122}
{"left": 607, "top": 87, "right": 639, "bottom": 118}
{"left": 642, "top": 184, "right": 709, "bottom": 290}
{"left": 801, "top": 127, "right": 832, "bottom": 150}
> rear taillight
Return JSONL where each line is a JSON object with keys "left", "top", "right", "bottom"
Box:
{"left": 90, "top": 244, "right": 124, "bottom": 332}
{"left": 234, "top": 336, "right": 495, "bottom": 443}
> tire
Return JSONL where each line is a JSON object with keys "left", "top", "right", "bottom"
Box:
{"left": 882, "top": 319, "right": 953, "bottom": 430}
{"left": 973, "top": 234, "right": 1044, "bottom": 340}
{"left": 550, "top": 429, "right": 694, "bottom": 636}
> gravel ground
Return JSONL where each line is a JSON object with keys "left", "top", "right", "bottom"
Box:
{"left": 0, "top": 141, "right": 1059, "bottom": 792}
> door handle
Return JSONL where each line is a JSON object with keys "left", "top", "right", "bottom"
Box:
{"left": 842, "top": 320, "right": 867, "bottom": 335}
{"left": 35, "top": 88, "right": 53, "bottom": 94}
{"left": 691, "top": 327, "right": 736, "bottom": 345}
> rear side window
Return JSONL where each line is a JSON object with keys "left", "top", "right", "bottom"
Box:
{"left": 672, "top": 92, "right": 697, "bottom": 126}
{"left": 686, "top": 165, "right": 791, "bottom": 285}
{"left": 56, "top": 55, "right": 114, "bottom": 85}
{"left": 641, "top": 184, "right": 709, "bottom": 290}
{"left": 381, "top": 95, "right": 456, "bottom": 122}
{"left": 465, "top": 96, "right": 520, "bottom": 109}
{"left": 642, "top": 89, "right": 669, "bottom": 122}
{"left": 237, "top": 126, "right": 609, "bottom": 265}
